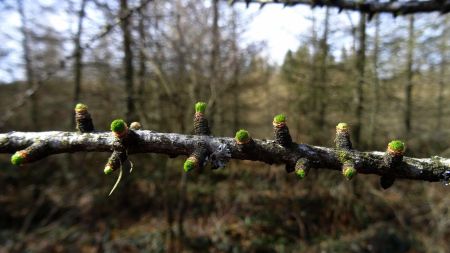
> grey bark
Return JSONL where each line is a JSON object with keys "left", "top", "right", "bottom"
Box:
{"left": 1, "top": 130, "right": 448, "bottom": 182}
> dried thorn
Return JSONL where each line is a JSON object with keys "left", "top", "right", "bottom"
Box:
{"left": 129, "top": 160, "right": 134, "bottom": 173}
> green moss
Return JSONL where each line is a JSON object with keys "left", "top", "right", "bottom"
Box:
{"left": 195, "top": 102, "right": 207, "bottom": 113}
{"left": 343, "top": 166, "right": 357, "bottom": 180}
{"left": 111, "top": 119, "right": 127, "bottom": 133}
{"left": 336, "top": 122, "right": 348, "bottom": 131}
{"left": 11, "top": 152, "right": 25, "bottom": 166}
{"left": 388, "top": 140, "right": 405, "bottom": 153}
{"left": 235, "top": 129, "right": 250, "bottom": 143}
{"left": 295, "top": 168, "right": 306, "bottom": 179}
{"left": 104, "top": 165, "right": 113, "bottom": 175}
{"left": 273, "top": 114, "right": 286, "bottom": 124}
{"left": 183, "top": 158, "right": 197, "bottom": 172}
{"left": 75, "top": 103, "right": 88, "bottom": 111}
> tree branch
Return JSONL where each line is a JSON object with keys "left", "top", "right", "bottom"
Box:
{"left": 1, "top": 102, "right": 449, "bottom": 189}
{"left": 1, "top": 129, "right": 449, "bottom": 183}
{"left": 230, "top": 0, "right": 450, "bottom": 15}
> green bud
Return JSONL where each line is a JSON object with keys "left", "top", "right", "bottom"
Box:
{"left": 183, "top": 158, "right": 197, "bottom": 172}
{"left": 295, "top": 168, "right": 307, "bottom": 179}
{"left": 111, "top": 119, "right": 127, "bottom": 133}
{"left": 388, "top": 140, "right": 405, "bottom": 154}
{"left": 336, "top": 122, "right": 348, "bottom": 131}
{"left": 75, "top": 103, "right": 88, "bottom": 111}
{"left": 235, "top": 129, "right": 250, "bottom": 143}
{"left": 343, "top": 166, "right": 357, "bottom": 180}
{"left": 104, "top": 165, "right": 113, "bottom": 175}
{"left": 11, "top": 152, "right": 26, "bottom": 166}
{"left": 195, "top": 102, "right": 207, "bottom": 113}
{"left": 273, "top": 114, "right": 286, "bottom": 124}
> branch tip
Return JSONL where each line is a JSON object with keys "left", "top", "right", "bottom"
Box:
{"left": 11, "top": 151, "right": 27, "bottom": 166}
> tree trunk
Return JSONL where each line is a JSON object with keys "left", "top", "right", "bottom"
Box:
{"left": 316, "top": 7, "right": 330, "bottom": 135}
{"left": 208, "top": 0, "right": 220, "bottom": 131}
{"left": 231, "top": 9, "right": 240, "bottom": 132}
{"left": 72, "top": 0, "right": 87, "bottom": 128}
{"left": 368, "top": 15, "right": 380, "bottom": 147}
{"left": 404, "top": 15, "right": 415, "bottom": 138}
{"left": 120, "top": 0, "right": 136, "bottom": 123}
{"left": 18, "top": 0, "right": 38, "bottom": 130}
{"left": 436, "top": 17, "right": 449, "bottom": 132}
{"left": 354, "top": 13, "right": 366, "bottom": 147}
{"left": 137, "top": 0, "right": 150, "bottom": 127}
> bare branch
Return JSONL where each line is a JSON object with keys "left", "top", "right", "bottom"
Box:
{"left": 1, "top": 130, "right": 449, "bottom": 183}
{"left": 229, "top": 0, "right": 450, "bottom": 15}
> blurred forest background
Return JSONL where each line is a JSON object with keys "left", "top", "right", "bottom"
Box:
{"left": 0, "top": 0, "right": 449, "bottom": 252}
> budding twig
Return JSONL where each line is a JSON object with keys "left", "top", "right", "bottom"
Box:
{"left": 273, "top": 114, "right": 292, "bottom": 147}
{"left": 74, "top": 103, "right": 95, "bottom": 133}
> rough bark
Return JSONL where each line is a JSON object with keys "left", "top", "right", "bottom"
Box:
{"left": 230, "top": 0, "right": 450, "bottom": 15}
{"left": 1, "top": 130, "right": 449, "bottom": 183}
